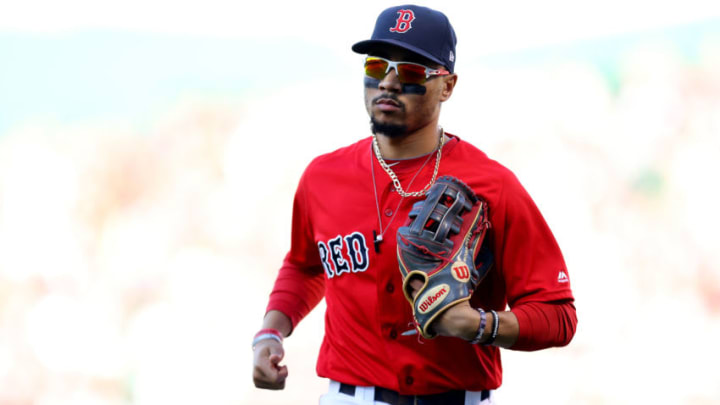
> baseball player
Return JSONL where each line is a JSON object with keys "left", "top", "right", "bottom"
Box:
{"left": 252, "top": 4, "right": 577, "bottom": 404}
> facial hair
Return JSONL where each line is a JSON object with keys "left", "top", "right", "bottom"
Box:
{"left": 370, "top": 92, "right": 408, "bottom": 138}
{"left": 370, "top": 116, "right": 408, "bottom": 138}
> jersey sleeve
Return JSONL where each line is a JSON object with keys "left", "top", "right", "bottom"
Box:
{"left": 265, "top": 168, "right": 326, "bottom": 332}
{"left": 494, "top": 171, "right": 574, "bottom": 307}
{"left": 494, "top": 170, "right": 577, "bottom": 351}
{"left": 486, "top": 169, "right": 576, "bottom": 349}
{"left": 511, "top": 300, "right": 577, "bottom": 351}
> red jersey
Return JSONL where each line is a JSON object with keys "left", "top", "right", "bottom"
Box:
{"left": 267, "top": 134, "right": 574, "bottom": 395}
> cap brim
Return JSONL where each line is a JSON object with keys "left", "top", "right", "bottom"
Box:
{"left": 351, "top": 39, "right": 446, "bottom": 70}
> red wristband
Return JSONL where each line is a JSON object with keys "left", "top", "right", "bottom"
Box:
{"left": 252, "top": 328, "right": 284, "bottom": 349}
{"left": 254, "top": 328, "right": 282, "bottom": 340}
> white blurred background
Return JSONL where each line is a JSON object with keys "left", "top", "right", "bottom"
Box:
{"left": 1, "top": 1, "right": 719, "bottom": 404}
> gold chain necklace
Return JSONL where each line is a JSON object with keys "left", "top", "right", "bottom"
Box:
{"left": 371, "top": 128, "right": 444, "bottom": 198}
{"left": 370, "top": 143, "right": 436, "bottom": 252}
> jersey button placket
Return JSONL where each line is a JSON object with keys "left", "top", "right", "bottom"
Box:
{"left": 384, "top": 208, "right": 393, "bottom": 216}
{"left": 385, "top": 282, "right": 394, "bottom": 293}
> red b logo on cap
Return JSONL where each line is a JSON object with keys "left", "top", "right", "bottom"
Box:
{"left": 390, "top": 9, "right": 415, "bottom": 33}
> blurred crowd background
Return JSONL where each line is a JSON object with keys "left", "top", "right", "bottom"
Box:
{"left": 1, "top": 1, "right": 719, "bottom": 404}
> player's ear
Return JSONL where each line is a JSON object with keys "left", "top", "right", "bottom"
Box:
{"left": 440, "top": 74, "right": 458, "bottom": 102}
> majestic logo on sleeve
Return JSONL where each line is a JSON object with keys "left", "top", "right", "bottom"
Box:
{"left": 417, "top": 284, "right": 449, "bottom": 314}
{"left": 389, "top": 9, "right": 415, "bottom": 33}
{"left": 317, "top": 232, "right": 369, "bottom": 279}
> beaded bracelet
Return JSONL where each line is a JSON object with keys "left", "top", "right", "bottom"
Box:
{"left": 252, "top": 328, "right": 283, "bottom": 349}
{"left": 484, "top": 310, "right": 500, "bottom": 346}
{"left": 470, "top": 308, "right": 487, "bottom": 344}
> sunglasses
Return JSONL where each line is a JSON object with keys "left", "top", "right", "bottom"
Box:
{"left": 364, "top": 56, "right": 450, "bottom": 84}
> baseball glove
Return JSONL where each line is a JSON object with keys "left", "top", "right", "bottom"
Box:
{"left": 396, "top": 176, "right": 492, "bottom": 339}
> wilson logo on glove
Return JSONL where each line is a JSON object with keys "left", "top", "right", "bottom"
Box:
{"left": 418, "top": 284, "right": 449, "bottom": 314}
{"left": 451, "top": 261, "right": 471, "bottom": 282}
{"left": 397, "top": 176, "right": 494, "bottom": 339}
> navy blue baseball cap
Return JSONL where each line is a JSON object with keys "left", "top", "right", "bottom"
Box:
{"left": 352, "top": 5, "right": 457, "bottom": 73}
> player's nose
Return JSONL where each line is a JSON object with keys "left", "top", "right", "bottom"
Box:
{"left": 378, "top": 68, "right": 402, "bottom": 93}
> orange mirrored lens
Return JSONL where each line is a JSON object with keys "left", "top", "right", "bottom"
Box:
{"left": 364, "top": 58, "right": 389, "bottom": 80}
{"left": 396, "top": 63, "right": 427, "bottom": 84}
{"left": 364, "top": 57, "right": 430, "bottom": 84}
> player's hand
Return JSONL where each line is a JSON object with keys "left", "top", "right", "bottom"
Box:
{"left": 408, "top": 279, "right": 478, "bottom": 340}
{"left": 253, "top": 338, "right": 288, "bottom": 390}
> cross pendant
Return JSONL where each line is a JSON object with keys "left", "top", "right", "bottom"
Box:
{"left": 373, "top": 230, "right": 383, "bottom": 253}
